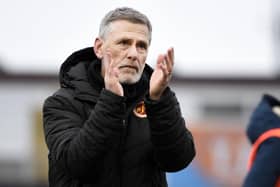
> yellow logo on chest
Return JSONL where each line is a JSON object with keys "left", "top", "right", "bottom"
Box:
{"left": 133, "top": 101, "right": 147, "bottom": 118}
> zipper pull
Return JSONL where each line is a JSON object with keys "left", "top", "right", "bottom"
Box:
{"left": 122, "top": 119, "right": 126, "bottom": 126}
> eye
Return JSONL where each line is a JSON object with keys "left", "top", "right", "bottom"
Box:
{"left": 137, "top": 42, "right": 148, "bottom": 51}
{"left": 118, "top": 39, "right": 129, "bottom": 46}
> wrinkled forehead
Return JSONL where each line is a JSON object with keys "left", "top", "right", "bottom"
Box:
{"left": 105, "top": 20, "right": 151, "bottom": 44}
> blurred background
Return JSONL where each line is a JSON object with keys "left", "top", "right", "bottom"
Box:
{"left": 1, "top": 0, "right": 280, "bottom": 186}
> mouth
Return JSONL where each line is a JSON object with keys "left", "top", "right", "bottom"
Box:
{"left": 119, "top": 65, "right": 138, "bottom": 72}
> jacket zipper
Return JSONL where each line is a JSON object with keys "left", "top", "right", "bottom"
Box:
{"left": 119, "top": 101, "right": 140, "bottom": 187}
{"left": 119, "top": 119, "right": 127, "bottom": 187}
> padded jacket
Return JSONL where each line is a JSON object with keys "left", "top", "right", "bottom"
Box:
{"left": 43, "top": 47, "right": 195, "bottom": 187}
{"left": 243, "top": 94, "right": 280, "bottom": 187}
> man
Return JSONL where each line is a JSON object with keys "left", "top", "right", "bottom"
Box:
{"left": 243, "top": 94, "right": 280, "bottom": 187}
{"left": 43, "top": 7, "right": 195, "bottom": 187}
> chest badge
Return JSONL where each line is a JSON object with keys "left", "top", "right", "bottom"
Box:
{"left": 133, "top": 101, "right": 147, "bottom": 118}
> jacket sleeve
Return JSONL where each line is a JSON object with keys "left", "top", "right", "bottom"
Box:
{"left": 144, "top": 87, "right": 195, "bottom": 172}
{"left": 43, "top": 89, "right": 125, "bottom": 179}
{"left": 243, "top": 138, "right": 280, "bottom": 187}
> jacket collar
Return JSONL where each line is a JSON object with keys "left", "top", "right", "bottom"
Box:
{"left": 59, "top": 47, "right": 153, "bottom": 104}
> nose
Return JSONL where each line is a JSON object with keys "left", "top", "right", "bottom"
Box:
{"left": 127, "top": 45, "right": 138, "bottom": 60}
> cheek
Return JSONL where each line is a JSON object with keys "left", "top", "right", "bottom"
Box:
{"left": 140, "top": 56, "right": 147, "bottom": 65}
{"left": 139, "top": 58, "right": 146, "bottom": 71}
{"left": 103, "top": 42, "right": 121, "bottom": 57}
{"left": 109, "top": 46, "right": 125, "bottom": 59}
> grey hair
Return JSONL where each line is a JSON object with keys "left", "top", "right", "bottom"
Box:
{"left": 99, "top": 7, "right": 152, "bottom": 43}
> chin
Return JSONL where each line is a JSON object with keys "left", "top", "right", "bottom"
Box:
{"left": 119, "top": 75, "right": 141, "bottom": 84}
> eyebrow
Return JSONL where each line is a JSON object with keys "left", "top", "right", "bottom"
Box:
{"left": 117, "top": 37, "right": 148, "bottom": 45}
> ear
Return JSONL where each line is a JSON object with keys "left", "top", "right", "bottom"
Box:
{"left": 94, "top": 37, "right": 103, "bottom": 59}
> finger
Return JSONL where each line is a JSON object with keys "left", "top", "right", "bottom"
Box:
{"left": 109, "top": 59, "right": 119, "bottom": 79}
{"left": 156, "top": 54, "right": 165, "bottom": 68}
{"left": 104, "top": 50, "right": 119, "bottom": 77}
{"left": 164, "top": 47, "right": 174, "bottom": 73}
{"left": 159, "top": 62, "right": 171, "bottom": 78}
{"left": 109, "top": 55, "right": 119, "bottom": 70}
{"left": 164, "top": 55, "right": 172, "bottom": 73}
{"left": 104, "top": 53, "right": 119, "bottom": 81}
{"left": 167, "top": 47, "right": 174, "bottom": 66}
{"left": 157, "top": 55, "right": 170, "bottom": 77}
{"left": 108, "top": 49, "right": 127, "bottom": 70}
{"left": 112, "top": 67, "right": 120, "bottom": 78}
{"left": 103, "top": 52, "right": 112, "bottom": 76}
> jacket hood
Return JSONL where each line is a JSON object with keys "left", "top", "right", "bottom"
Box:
{"left": 58, "top": 47, "right": 101, "bottom": 102}
{"left": 246, "top": 94, "right": 280, "bottom": 144}
{"left": 59, "top": 47, "right": 97, "bottom": 88}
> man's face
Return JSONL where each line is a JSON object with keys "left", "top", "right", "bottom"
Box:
{"left": 96, "top": 20, "right": 150, "bottom": 84}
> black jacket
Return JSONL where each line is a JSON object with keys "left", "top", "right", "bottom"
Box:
{"left": 243, "top": 94, "right": 280, "bottom": 187}
{"left": 43, "top": 47, "right": 195, "bottom": 187}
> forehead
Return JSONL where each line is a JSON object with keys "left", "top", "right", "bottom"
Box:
{"left": 106, "top": 20, "right": 150, "bottom": 43}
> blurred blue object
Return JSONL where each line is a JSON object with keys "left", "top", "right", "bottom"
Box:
{"left": 167, "top": 162, "right": 217, "bottom": 187}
